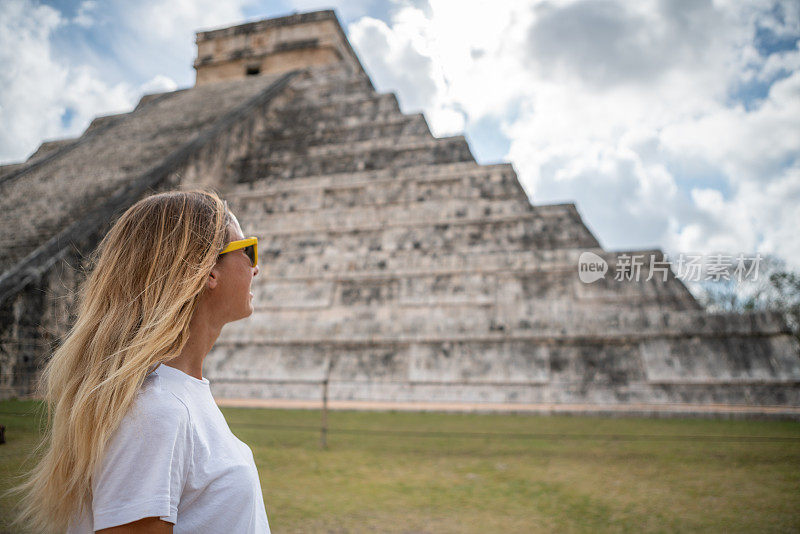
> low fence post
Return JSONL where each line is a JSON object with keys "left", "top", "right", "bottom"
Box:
{"left": 320, "top": 378, "right": 329, "bottom": 449}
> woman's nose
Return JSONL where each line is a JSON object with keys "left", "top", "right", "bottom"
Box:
{"left": 253, "top": 264, "right": 259, "bottom": 277}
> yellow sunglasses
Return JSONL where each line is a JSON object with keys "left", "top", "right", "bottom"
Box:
{"left": 219, "top": 237, "right": 258, "bottom": 267}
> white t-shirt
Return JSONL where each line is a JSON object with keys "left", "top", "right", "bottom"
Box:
{"left": 67, "top": 363, "right": 270, "bottom": 533}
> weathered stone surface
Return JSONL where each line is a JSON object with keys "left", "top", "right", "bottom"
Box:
{"left": 0, "top": 70, "right": 301, "bottom": 397}
{"left": 194, "top": 10, "right": 367, "bottom": 86}
{"left": 1, "top": 10, "right": 798, "bottom": 412}
{"left": 0, "top": 74, "right": 285, "bottom": 272}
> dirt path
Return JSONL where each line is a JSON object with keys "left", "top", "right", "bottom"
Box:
{"left": 216, "top": 398, "right": 800, "bottom": 419}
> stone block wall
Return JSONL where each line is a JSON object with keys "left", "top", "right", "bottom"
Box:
{"left": 194, "top": 11, "right": 365, "bottom": 85}
{"left": 201, "top": 65, "right": 800, "bottom": 407}
{"left": 2, "top": 54, "right": 798, "bottom": 410}
{"left": 0, "top": 71, "right": 303, "bottom": 398}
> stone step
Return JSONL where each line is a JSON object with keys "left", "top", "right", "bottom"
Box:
{"left": 290, "top": 74, "right": 375, "bottom": 100}
{"left": 281, "top": 86, "right": 379, "bottom": 114}
{"left": 0, "top": 217, "right": 84, "bottom": 270}
{"left": 309, "top": 108, "right": 425, "bottom": 134}
{"left": 245, "top": 197, "right": 535, "bottom": 235}
{"left": 0, "top": 162, "right": 25, "bottom": 180}
{"left": 229, "top": 164, "right": 524, "bottom": 215}
{"left": 217, "top": 306, "right": 790, "bottom": 344}
{"left": 275, "top": 91, "right": 401, "bottom": 121}
{"left": 250, "top": 128, "right": 443, "bottom": 161}
{"left": 247, "top": 268, "right": 698, "bottom": 312}
{"left": 257, "top": 113, "right": 431, "bottom": 149}
{"left": 260, "top": 245, "right": 589, "bottom": 279}
{"left": 257, "top": 91, "right": 409, "bottom": 146}
{"left": 293, "top": 63, "right": 373, "bottom": 83}
{"left": 249, "top": 208, "right": 600, "bottom": 257}
{"left": 252, "top": 243, "right": 700, "bottom": 312}
{"left": 0, "top": 243, "right": 36, "bottom": 270}
{"left": 226, "top": 160, "right": 487, "bottom": 197}
{"left": 233, "top": 134, "right": 474, "bottom": 182}
{"left": 254, "top": 248, "right": 700, "bottom": 309}
{"left": 247, "top": 200, "right": 583, "bottom": 235}
{"left": 204, "top": 328, "right": 800, "bottom": 404}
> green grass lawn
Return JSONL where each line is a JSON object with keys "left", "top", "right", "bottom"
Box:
{"left": 1, "top": 399, "right": 799, "bottom": 533}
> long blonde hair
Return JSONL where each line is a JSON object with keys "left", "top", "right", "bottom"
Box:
{"left": 7, "top": 189, "right": 233, "bottom": 533}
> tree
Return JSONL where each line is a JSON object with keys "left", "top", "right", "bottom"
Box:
{"left": 689, "top": 254, "right": 800, "bottom": 343}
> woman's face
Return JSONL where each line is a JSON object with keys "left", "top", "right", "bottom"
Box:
{"left": 211, "top": 214, "right": 259, "bottom": 323}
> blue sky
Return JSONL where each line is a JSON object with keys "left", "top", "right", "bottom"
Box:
{"left": 2, "top": 0, "right": 799, "bottom": 270}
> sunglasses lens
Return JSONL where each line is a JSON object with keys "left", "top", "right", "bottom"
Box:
{"left": 244, "top": 245, "right": 256, "bottom": 266}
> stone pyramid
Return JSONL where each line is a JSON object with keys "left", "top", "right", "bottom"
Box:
{"left": 1, "top": 10, "right": 798, "bottom": 415}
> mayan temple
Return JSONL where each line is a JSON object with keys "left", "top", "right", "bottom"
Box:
{"left": 1, "top": 10, "right": 799, "bottom": 416}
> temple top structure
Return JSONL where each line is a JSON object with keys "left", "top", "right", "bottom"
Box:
{"left": 193, "top": 10, "right": 366, "bottom": 85}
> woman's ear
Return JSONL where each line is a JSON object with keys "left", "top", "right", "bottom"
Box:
{"left": 207, "top": 266, "right": 220, "bottom": 290}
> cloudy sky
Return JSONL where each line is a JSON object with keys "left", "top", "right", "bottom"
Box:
{"left": 2, "top": 0, "right": 799, "bottom": 269}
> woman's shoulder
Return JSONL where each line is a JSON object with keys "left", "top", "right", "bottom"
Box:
{"left": 126, "top": 373, "right": 192, "bottom": 429}
{"left": 98, "top": 376, "right": 195, "bottom": 471}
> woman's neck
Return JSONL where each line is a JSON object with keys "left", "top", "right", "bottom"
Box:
{"left": 165, "top": 306, "right": 222, "bottom": 380}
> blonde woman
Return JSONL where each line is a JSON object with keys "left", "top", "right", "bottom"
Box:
{"left": 9, "top": 190, "right": 269, "bottom": 533}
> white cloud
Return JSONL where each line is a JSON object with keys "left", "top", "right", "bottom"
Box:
{"left": 2, "top": 0, "right": 797, "bottom": 271}
{"left": 0, "top": 0, "right": 140, "bottom": 163}
{"left": 0, "top": 0, "right": 67, "bottom": 162}
{"left": 72, "top": 0, "right": 98, "bottom": 28}
{"left": 128, "top": 0, "right": 247, "bottom": 42}
{"left": 140, "top": 74, "right": 179, "bottom": 95}
{"left": 0, "top": 0, "right": 251, "bottom": 164}
{"left": 346, "top": 0, "right": 800, "bottom": 268}
{"left": 285, "top": 0, "right": 380, "bottom": 21}
{"left": 349, "top": 10, "right": 467, "bottom": 135}
{"left": 526, "top": 0, "right": 733, "bottom": 91}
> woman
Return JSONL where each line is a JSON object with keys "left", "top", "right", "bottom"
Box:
{"left": 9, "top": 190, "right": 269, "bottom": 533}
